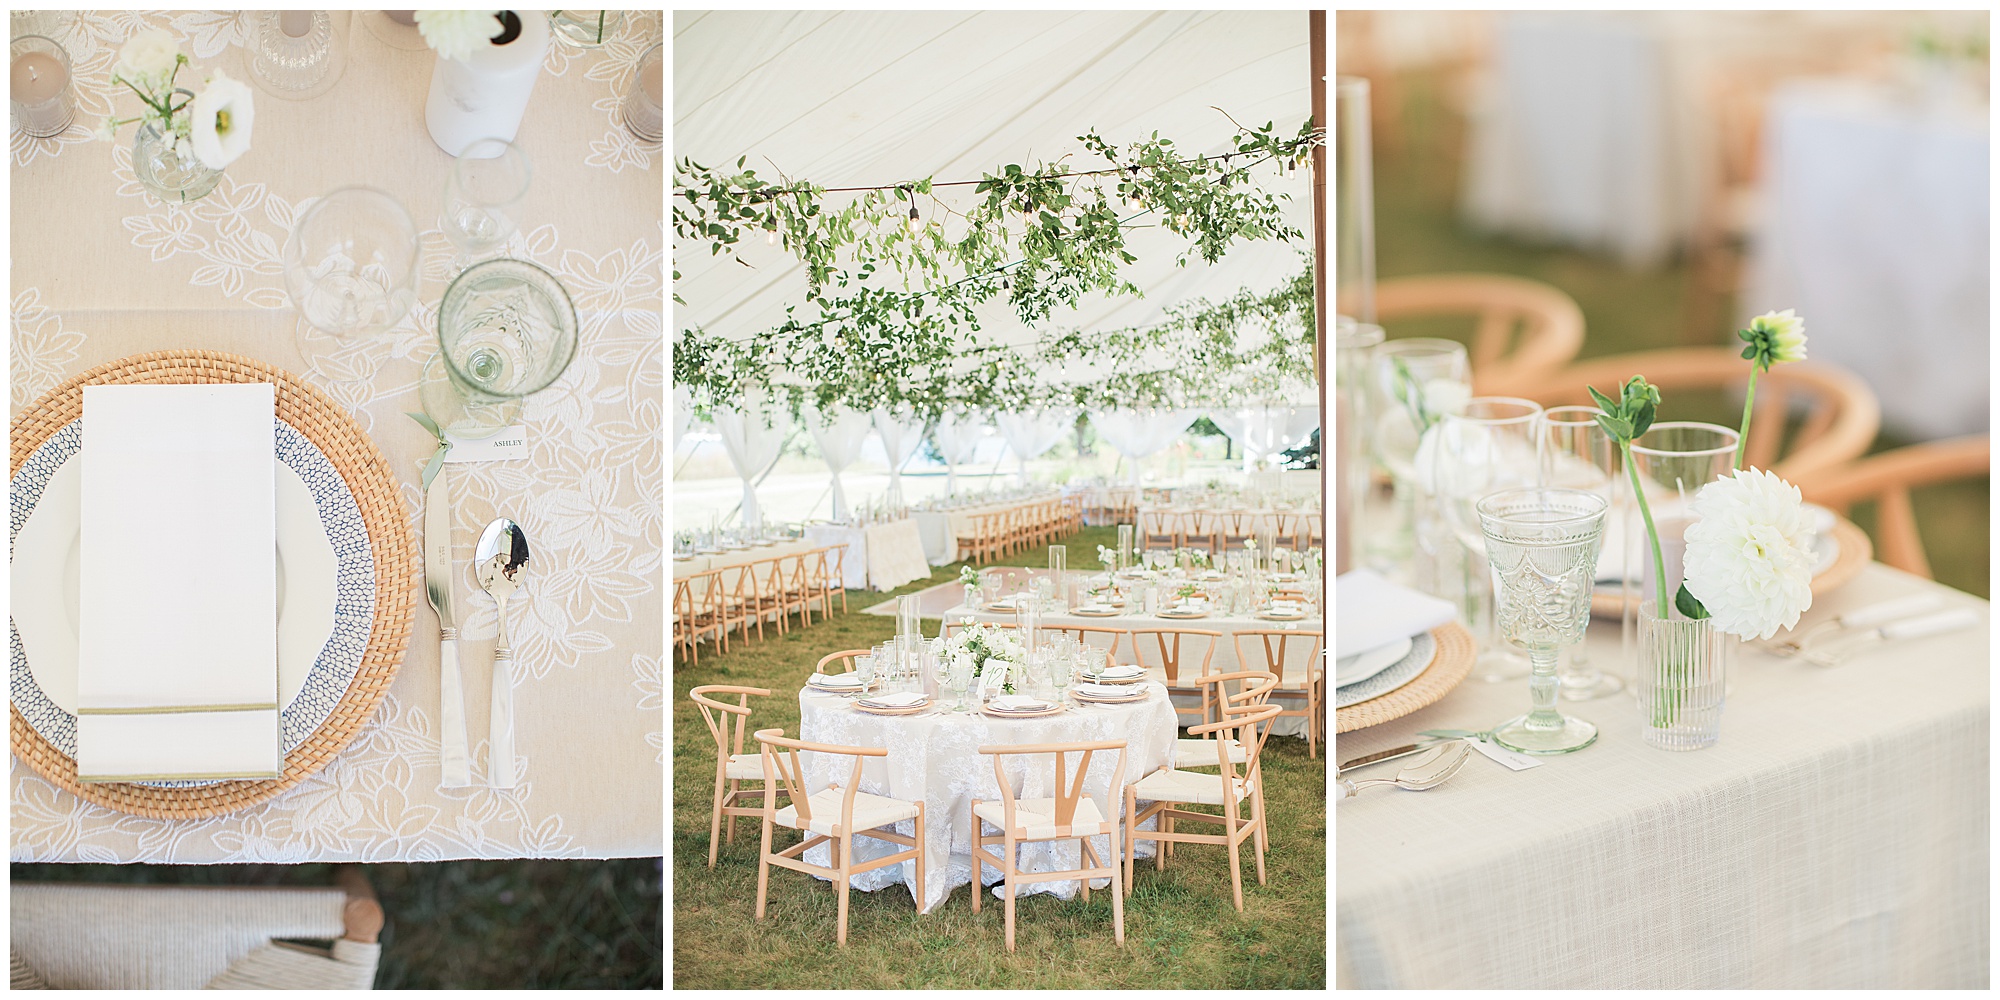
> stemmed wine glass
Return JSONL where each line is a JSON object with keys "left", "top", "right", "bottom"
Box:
{"left": 1538, "top": 405, "right": 1625, "bottom": 699}
{"left": 1431, "top": 397, "right": 1544, "bottom": 682}
{"left": 418, "top": 257, "right": 579, "bottom": 439}
{"left": 283, "top": 186, "right": 420, "bottom": 382}
{"left": 1476, "top": 487, "right": 1609, "bottom": 754}
{"left": 442, "top": 137, "right": 532, "bottom": 265}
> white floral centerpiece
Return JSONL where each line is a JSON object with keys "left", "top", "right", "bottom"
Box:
{"left": 931, "top": 619, "right": 1022, "bottom": 694}
{"left": 96, "top": 28, "right": 253, "bottom": 203}
{"left": 1097, "top": 544, "right": 1118, "bottom": 572}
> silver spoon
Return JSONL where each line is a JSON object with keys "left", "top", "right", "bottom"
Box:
{"left": 476, "top": 517, "right": 530, "bottom": 790}
{"left": 1337, "top": 740, "right": 1473, "bottom": 799}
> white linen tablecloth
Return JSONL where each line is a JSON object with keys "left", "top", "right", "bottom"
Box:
{"left": 949, "top": 603, "right": 1323, "bottom": 738}
{"left": 1742, "top": 80, "right": 1989, "bottom": 439}
{"left": 1335, "top": 563, "right": 1988, "bottom": 988}
{"left": 912, "top": 492, "right": 1063, "bottom": 565}
{"left": 796, "top": 683, "right": 1178, "bottom": 914}
{"left": 804, "top": 519, "right": 930, "bottom": 591}
{"left": 10, "top": 11, "right": 663, "bottom": 863}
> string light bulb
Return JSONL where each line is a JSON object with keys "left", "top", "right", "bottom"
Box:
{"left": 906, "top": 205, "right": 921, "bottom": 233}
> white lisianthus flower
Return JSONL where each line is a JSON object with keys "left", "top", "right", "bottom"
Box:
{"left": 188, "top": 70, "right": 253, "bottom": 168}
{"left": 116, "top": 28, "right": 179, "bottom": 84}
{"left": 415, "top": 9, "right": 502, "bottom": 62}
{"left": 1682, "top": 468, "right": 1815, "bottom": 640}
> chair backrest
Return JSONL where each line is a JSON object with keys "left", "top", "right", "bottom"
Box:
{"left": 1796, "top": 434, "right": 1990, "bottom": 579}
{"left": 1140, "top": 510, "right": 1175, "bottom": 536}
{"left": 1129, "top": 628, "right": 1224, "bottom": 683}
{"left": 814, "top": 648, "right": 871, "bottom": 675}
{"left": 944, "top": 620, "right": 1020, "bottom": 638}
{"left": 753, "top": 728, "right": 886, "bottom": 831}
{"left": 1234, "top": 630, "right": 1324, "bottom": 686}
{"left": 975, "top": 739, "right": 1128, "bottom": 835}
{"left": 1187, "top": 703, "right": 1283, "bottom": 788}
{"left": 1374, "top": 272, "right": 1586, "bottom": 397}
{"left": 687, "top": 570, "right": 721, "bottom": 615}
{"left": 1519, "top": 347, "right": 1881, "bottom": 481}
{"left": 690, "top": 685, "right": 772, "bottom": 761}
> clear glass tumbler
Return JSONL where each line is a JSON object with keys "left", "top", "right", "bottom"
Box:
{"left": 1621, "top": 422, "right": 1740, "bottom": 681}
{"left": 422, "top": 258, "right": 578, "bottom": 438}
{"left": 621, "top": 41, "right": 662, "bottom": 143}
{"left": 1477, "top": 487, "right": 1608, "bottom": 755}
{"left": 1433, "top": 397, "right": 1544, "bottom": 683}
{"left": 1538, "top": 405, "right": 1624, "bottom": 700}
{"left": 443, "top": 137, "right": 531, "bottom": 261}
{"left": 283, "top": 187, "right": 420, "bottom": 378}
{"left": 548, "top": 9, "right": 624, "bottom": 47}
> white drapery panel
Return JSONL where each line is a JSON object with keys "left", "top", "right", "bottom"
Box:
{"left": 930, "top": 412, "right": 987, "bottom": 496}
{"left": 672, "top": 384, "right": 692, "bottom": 452}
{"left": 1091, "top": 408, "right": 1196, "bottom": 484}
{"left": 806, "top": 405, "right": 874, "bottom": 522}
{"left": 872, "top": 409, "right": 925, "bottom": 507}
{"left": 711, "top": 387, "right": 793, "bottom": 530}
{"left": 995, "top": 410, "right": 1073, "bottom": 482}
{"left": 1210, "top": 402, "right": 1321, "bottom": 471}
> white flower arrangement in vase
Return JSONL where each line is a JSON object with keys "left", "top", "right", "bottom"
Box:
{"left": 96, "top": 28, "right": 253, "bottom": 202}
{"left": 932, "top": 619, "right": 1022, "bottom": 694}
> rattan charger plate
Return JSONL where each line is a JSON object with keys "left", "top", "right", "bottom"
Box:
{"left": 10, "top": 351, "right": 418, "bottom": 819}
{"left": 1588, "top": 516, "right": 1873, "bottom": 618}
{"left": 1335, "top": 622, "right": 1476, "bottom": 734}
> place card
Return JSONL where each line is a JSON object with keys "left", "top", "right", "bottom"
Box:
{"left": 1466, "top": 738, "right": 1541, "bottom": 771}
{"left": 443, "top": 423, "right": 531, "bottom": 463}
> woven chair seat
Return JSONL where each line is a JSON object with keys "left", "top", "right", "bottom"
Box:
{"left": 1132, "top": 767, "right": 1255, "bottom": 807}
{"left": 774, "top": 788, "right": 920, "bottom": 837}
{"left": 973, "top": 796, "right": 1110, "bottom": 840}
{"left": 1172, "top": 737, "right": 1248, "bottom": 769}
{"left": 725, "top": 753, "right": 765, "bottom": 781}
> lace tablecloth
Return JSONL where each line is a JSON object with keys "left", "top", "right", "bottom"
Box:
{"left": 10, "top": 12, "right": 662, "bottom": 862}
{"left": 796, "top": 684, "right": 1177, "bottom": 914}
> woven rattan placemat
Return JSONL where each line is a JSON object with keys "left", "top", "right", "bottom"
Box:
{"left": 10, "top": 350, "right": 417, "bottom": 818}
{"left": 1335, "top": 622, "right": 1475, "bottom": 734}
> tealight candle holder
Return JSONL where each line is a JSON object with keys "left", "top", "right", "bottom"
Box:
{"left": 10, "top": 35, "right": 74, "bottom": 139}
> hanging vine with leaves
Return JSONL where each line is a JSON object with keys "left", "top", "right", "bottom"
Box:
{"left": 673, "top": 116, "right": 1322, "bottom": 421}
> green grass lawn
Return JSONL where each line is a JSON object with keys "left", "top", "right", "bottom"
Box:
{"left": 671, "top": 526, "right": 1326, "bottom": 988}
{"left": 1368, "top": 67, "right": 1989, "bottom": 599}
{"left": 10, "top": 858, "right": 663, "bottom": 988}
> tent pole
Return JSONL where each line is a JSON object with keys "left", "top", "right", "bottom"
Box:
{"left": 1310, "top": 9, "right": 1328, "bottom": 389}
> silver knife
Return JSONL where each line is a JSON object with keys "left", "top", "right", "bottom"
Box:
{"left": 1337, "top": 740, "right": 1440, "bottom": 774}
{"left": 425, "top": 465, "right": 472, "bottom": 788}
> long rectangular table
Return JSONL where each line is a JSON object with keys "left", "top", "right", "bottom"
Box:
{"left": 912, "top": 492, "right": 1063, "bottom": 565}
{"left": 1335, "top": 562, "right": 1988, "bottom": 988}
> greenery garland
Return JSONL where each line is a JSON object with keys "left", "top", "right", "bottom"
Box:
{"left": 674, "top": 117, "right": 1321, "bottom": 422}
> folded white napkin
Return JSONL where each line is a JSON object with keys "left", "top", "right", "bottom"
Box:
{"left": 1094, "top": 664, "right": 1144, "bottom": 679}
{"left": 860, "top": 691, "right": 927, "bottom": 708}
{"left": 1333, "top": 568, "right": 1457, "bottom": 659}
{"left": 1074, "top": 683, "right": 1133, "bottom": 698}
{"left": 76, "top": 383, "right": 280, "bottom": 781}
{"left": 810, "top": 672, "right": 863, "bottom": 688}
{"left": 988, "top": 694, "right": 1051, "bottom": 712}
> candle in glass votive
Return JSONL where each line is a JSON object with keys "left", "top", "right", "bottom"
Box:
{"left": 280, "top": 10, "right": 313, "bottom": 37}
{"left": 385, "top": 10, "right": 418, "bottom": 26}
{"left": 621, "top": 42, "right": 662, "bottom": 143}
{"left": 10, "top": 36, "right": 73, "bottom": 139}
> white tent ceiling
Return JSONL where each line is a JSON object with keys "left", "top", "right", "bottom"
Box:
{"left": 672, "top": 10, "right": 1315, "bottom": 359}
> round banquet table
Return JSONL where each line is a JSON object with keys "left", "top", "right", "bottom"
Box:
{"left": 10, "top": 11, "right": 662, "bottom": 862}
{"left": 796, "top": 683, "right": 1178, "bottom": 914}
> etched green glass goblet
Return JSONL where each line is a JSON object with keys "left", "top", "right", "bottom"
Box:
{"left": 1476, "top": 487, "right": 1608, "bottom": 754}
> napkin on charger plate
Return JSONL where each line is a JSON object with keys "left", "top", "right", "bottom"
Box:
{"left": 987, "top": 694, "right": 1051, "bottom": 712}
{"left": 1092, "top": 663, "right": 1144, "bottom": 680}
{"left": 76, "top": 383, "right": 281, "bottom": 782}
{"left": 859, "top": 691, "right": 927, "bottom": 709}
{"left": 1333, "top": 568, "right": 1457, "bottom": 660}
{"left": 1074, "top": 682, "right": 1135, "bottom": 699}
{"left": 809, "top": 672, "right": 864, "bottom": 688}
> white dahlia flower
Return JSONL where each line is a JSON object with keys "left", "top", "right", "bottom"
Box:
{"left": 1682, "top": 467, "right": 1815, "bottom": 640}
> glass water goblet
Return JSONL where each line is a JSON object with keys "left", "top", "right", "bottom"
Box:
{"left": 1434, "top": 398, "right": 1544, "bottom": 683}
{"left": 420, "top": 257, "right": 578, "bottom": 439}
{"left": 1476, "top": 487, "right": 1609, "bottom": 755}
{"left": 854, "top": 653, "right": 875, "bottom": 694}
{"left": 1538, "top": 406, "right": 1625, "bottom": 700}
{"left": 948, "top": 658, "right": 973, "bottom": 712}
{"left": 283, "top": 186, "right": 420, "bottom": 381}
{"left": 443, "top": 137, "right": 531, "bottom": 264}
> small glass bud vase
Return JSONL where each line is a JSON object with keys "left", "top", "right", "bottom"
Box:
{"left": 1635, "top": 605, "right": 1729, "bottom": 751}
{"left": 133, "top": 117, "right": 221, "bottom": 204}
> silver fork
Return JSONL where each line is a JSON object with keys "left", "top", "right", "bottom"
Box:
{"left": 1337, "top": 740, "right": 1473, "bottom": 799}
{"left": 1802, "top": 608, "right": 1981, "bottom": 667}
{"left": 1761, "top": 594, "right": 1945, "bottom": 657}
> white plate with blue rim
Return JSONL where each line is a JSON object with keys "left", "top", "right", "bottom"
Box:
{"left": 9, "top": 417, "right": 376, "bottom": 788}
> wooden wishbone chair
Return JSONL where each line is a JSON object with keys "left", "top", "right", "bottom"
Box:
{"left": 1172, "top": 671, "right": 1279, "bottom": 770}
{"left": 814, "top": 648, "right": 872, "bottom": 675}
{"left": 1128, "top": 628, "right": 1224, "bottom": 730}
{"left": 970, "top": 739, "right": 1129, "bottom": 952}
{"left": 690, "top": 685, "right": 773, "bottom": 868}
{"left": 1125, "top": 703, "right": 1281, "bottom": 912}
{"left": 1373, "top": 272, "right": 1586, "bottom": 397}
{"left": 1795, "top": 434, "right": 1990, "bottom": 580}
{"left": 753, "top": 729, "right": 927, "bottom": 945}
{"left": 1235, "top": 629, "right": 1326, "bottom": 759}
